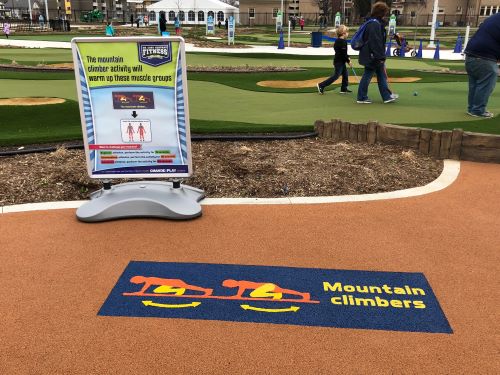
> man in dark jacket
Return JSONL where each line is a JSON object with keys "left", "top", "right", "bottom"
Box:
{"left": 357, "top": 2, "right": 397, "bottom": 104}
{"left": 159, "top": 12, "right": 167, "bottom": 35}
{"left": 464, "top": 13, "right": 500, "bottom": 118}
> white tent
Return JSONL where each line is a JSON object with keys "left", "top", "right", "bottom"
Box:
{"left": 146, "top": 0, "right": 239, "bottom": 25}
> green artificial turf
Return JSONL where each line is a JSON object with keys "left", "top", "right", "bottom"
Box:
{"left": 0, "top": 100, "right": 82, "bottom": 145}
{"left": 0, "top": 70, "right": 74, "bottom": 80}
{"left": 0, "top": 48, "right": 73, "bottom": 65}
{"left": 187, "top": 80, "right": 500, "bottom": 129}
{"left": 185, "top": 53, "right": 454, "bottom": 71}
{"left": 0, "top": 102, "right": 309, "bottom": 146}
{"left": 188, "top": 68, "right": 469, "bottom": 94}
{"left": 0, "top": 79, "right": 78, "bottom": 100}
{"left": 0, "top": 64, "right": 498, "bottom": 146}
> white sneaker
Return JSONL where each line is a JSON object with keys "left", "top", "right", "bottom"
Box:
{"left": 468, "top": 111, "right": 494, "bottom": 118}
{"left": 384, "top": 94, "right": 399, "bottom": 104}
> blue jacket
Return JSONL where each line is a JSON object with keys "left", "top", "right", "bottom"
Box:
{"left": 465, "top": 13, "right": 500, "bottom": 61}
{"left": 358, "top": 18, "right": 387, "bottom": 68}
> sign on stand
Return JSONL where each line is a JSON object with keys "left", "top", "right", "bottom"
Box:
{"left": 276, "top": 10, "right": 282, "bottom": 32}
{"left": 389, "top": 14, "right": 397, "bottom": 37}
{"left": 72, "top": 37, "right": 204, "bottom": 222}
{"left": 206, "top": 15, "right": 215, "bottom": 35}
{"left": 64, "top": 0, "right": 72, "bottom": 15}
{"left": 228, "top": 16, "right": 235, "bottom": 45}
{"left": 335, "top": 12, "right": 341, "bottom": 28}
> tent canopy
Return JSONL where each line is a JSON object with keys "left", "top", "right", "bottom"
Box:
{"left": 147, "top": 0, "right": 239, "bottom": 24}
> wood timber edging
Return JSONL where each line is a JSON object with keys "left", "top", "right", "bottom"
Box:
{"left": 314, "top": 119, "right": 500, "bottom": 164}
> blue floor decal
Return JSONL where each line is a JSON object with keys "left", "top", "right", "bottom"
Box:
{"left": 99, "top": 261, "right": 452, "bottom": 333}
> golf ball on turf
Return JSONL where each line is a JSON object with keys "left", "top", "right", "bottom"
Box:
{"left": 413, "top": 91, "right": 418, "bottom": 96}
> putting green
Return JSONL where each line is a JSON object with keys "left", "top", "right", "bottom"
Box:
{"left": 188, "top": 80, "right": 500, "bottom": 126}
{"left": 0, "top": 48, "right": 72, "bottom": 65}
{"left": 1, "top": 78, "right": 498, "bottom": 126}
{"left": 0, "top": 79, "right": 77, "bottom": 100}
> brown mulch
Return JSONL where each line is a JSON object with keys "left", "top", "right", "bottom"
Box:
{"left": 0, "top": 139, "right": 443, "bottom": 206}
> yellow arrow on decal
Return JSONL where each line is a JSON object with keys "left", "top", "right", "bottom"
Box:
{"left": 142, "top": 300, "right": 201, "bottom": 309}
{"left": 240, "top": 304, "right": 300, "bottom": 313}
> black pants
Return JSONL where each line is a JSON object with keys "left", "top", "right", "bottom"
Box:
{"left": 319, "top": 62, "right": 349, "bottom": 91}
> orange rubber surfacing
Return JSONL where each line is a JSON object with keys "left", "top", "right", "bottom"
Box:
{"left": 0, "top": 161, "right": 499, "bottom": 374}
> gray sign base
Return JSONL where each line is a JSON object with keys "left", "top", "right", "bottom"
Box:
{"left": 76, "top": 181, "right": 205, "bottom": 222}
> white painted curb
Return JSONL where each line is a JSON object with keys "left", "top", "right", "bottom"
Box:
{"left": 0, "top": 160, "right": 460, "bottom": 214}
{"left": 0, "top": 39, "right": 464, "bottom": 60}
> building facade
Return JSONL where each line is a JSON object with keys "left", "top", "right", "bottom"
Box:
{"left": 238, "top": 0, "right": 496, "bottom": 26}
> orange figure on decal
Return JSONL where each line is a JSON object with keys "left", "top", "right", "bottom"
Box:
{"left": 126, "top": 123, "right": 135, "bottom": 142}
{"left": 127, "top": 276, "right": 213, "bottom": 296}
{"left": 222, "top": 279, "right": 311, "bottom": 301}
{"left": 137, "top": 123, "right": 146, "bottom": 142}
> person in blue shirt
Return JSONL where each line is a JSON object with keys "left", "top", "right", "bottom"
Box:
{"left": 174, "top": 17, "right": 181, "bottom": 35}
{"left": 464, "top": 13, "right": 500, "bottom": 118}
{"left": 105, "top": 21, "right": 115, "bottom": 37}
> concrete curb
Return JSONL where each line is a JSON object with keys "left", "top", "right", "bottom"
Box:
{"left": 0, "top": 39, "right": 464, "bottom": 60}
{"left": 0, "top": 160, "right": 460, "bottom": 214}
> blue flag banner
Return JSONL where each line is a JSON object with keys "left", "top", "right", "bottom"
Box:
{"left": 99, "top": 261, "right": 452, "bottom": 334}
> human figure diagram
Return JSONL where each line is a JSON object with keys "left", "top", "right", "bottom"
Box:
{"left": 126, "top": 123, "right": 135, "bottom": 141}
{"left": 125, "top": 276, "right": 312, "bottom": 302}
{"left": 137, "top": 124, "right": 146, "bottom": 141}
{"left": 125, "top": 123, "right": 147, "bottom": 142}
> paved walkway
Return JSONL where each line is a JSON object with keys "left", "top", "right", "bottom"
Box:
{"left": 0, "top": 38, "right": 464, "bottom": 60}
{"left": 0, "top": 161, "right": 498, "bottom": 374}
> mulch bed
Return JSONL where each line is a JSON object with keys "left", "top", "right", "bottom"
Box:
{"left": 0, "top": 138, "right": 443, "bottom": 206}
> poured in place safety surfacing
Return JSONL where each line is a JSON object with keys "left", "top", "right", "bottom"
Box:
{"left": 0, "top": 161, "right": 499, "bottom": 374}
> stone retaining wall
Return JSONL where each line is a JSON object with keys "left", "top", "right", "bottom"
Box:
{"left": 314, "top": 119, "right": 500, "bottom": 163}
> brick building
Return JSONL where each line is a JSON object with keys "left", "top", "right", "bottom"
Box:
{"left": 238, "top": 0, "right": 497, "bottom": 26}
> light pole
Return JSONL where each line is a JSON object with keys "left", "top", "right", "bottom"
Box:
{"left": 28, "top": 0, "right": 32, "bottom": 23}
{"left": 428, "top": 0, "right": 439, "bottom": 47}
{"left": 44, "top": 0, "right": 49, "bottom": 22}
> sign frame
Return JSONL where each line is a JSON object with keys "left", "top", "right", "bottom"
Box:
{"left": 206, "top": 15, "right": 215, "bottom": 35}
{"left": 71, "top": 36, "right": 193, "bottom": 180}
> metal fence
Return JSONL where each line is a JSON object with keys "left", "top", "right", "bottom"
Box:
{"left": 239, "top": 12, "right": 484, "bottom": 28}
{"left": 0, "top": 8, "right": 150, "bottom": 25}
{"left": 0, "top": 8, "right": 486, "bottom": 28}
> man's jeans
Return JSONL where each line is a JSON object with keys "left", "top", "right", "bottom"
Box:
{"left": 357, "top": 63, "right": 392, "bottom": 101}
{"left": 465, "top": 56, "right": 498, "bottom": 115}
{"left": 319, "top": 63, "right": 348, "bottom": 91}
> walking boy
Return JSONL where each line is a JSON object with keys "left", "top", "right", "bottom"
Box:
{"left": 317, "top": 25, "right": 352, "bottom": 95}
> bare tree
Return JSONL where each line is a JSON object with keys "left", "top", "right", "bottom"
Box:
{"left": 315, "top": 0, "right": 333, "bottom": 22}
{"left": 221, "top": 0, "right": 238, "bottom": 6}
